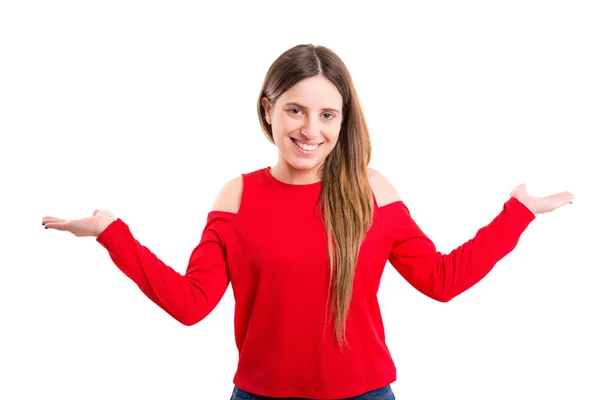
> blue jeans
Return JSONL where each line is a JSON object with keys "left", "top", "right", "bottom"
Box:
{"left": 230, "top": 384, "right": 395, "bottom": 400}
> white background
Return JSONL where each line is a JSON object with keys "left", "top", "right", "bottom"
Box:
{"left": 2, "top": 1, "right": 599, "bottom": 399}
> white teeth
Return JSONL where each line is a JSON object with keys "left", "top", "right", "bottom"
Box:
{"left": 293, "top": 139, "right": 319, "bottom": 151}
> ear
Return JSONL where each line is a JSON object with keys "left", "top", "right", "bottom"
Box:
{"left": 261, "top": 97, "right": 272, "bottom": 124}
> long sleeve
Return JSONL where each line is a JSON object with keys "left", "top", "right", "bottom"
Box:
{"left": 95, "top": 213, "right": 232, "bottom": 325}
{"left": 386, "top": 197, "right": 536, "bottom": 302}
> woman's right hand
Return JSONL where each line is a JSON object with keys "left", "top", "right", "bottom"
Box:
{"left": 42, "top": 209, "right": 117, "bottom": 237}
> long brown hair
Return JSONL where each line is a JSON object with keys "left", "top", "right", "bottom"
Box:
{"left": 257, "top": 44, "right": 373, "bottom": 351}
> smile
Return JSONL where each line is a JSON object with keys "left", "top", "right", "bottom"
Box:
{"left": 291, "top": 138, "right": 323, "bottom": 152}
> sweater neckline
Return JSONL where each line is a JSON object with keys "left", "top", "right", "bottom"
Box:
{"left": 265, "top": 166, "right": 323, "bottom": 188}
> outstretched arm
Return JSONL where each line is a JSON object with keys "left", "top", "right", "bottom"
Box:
{"left": 95, "top": 177, "right": 242, "bottom": 325}
{"left": 43, "top": 178, "right": 241, "bottom": 326}
{"left": 369, "top": 169, "right": 573, "bottom": 302}
{"left": 385, "top": 197, "right": 534, "bottom": 302}
{"left": 96, "top": 213, "right": 231, "bottom": 326}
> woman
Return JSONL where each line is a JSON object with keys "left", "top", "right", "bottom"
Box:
{"left": 42, "top": 44, "right": 573, "bottom": 400}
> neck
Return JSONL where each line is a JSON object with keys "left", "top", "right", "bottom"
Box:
{"left": 271, "top": 161, "right": 323, "bottom": 185}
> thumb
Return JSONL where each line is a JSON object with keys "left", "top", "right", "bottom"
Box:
{"left": 510, "top": 183, "right": 527, "bottom": 198}
{"left": 93, "top": 209, "right": 100, "bottom": 216}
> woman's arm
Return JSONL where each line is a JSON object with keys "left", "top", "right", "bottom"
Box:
{"left": 95, "top": 178, "right": 242, "bottom": 325}
{"left": 384, "top": 197, "right": 534, "bottom": 302}
{"left": 369, "top": 169, "right": 570, "bottom": 302}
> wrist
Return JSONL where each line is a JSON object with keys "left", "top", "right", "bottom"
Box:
{"left": 512, "top": 195, "right": 535, "bottom": 214}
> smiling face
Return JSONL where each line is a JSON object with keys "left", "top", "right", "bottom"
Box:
{"left": 261, "top": 74, "right": 344, "bottom": 182}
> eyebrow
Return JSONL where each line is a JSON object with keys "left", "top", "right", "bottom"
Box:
{"left": 283, "top": 102, "right": 341, "bottom": 114}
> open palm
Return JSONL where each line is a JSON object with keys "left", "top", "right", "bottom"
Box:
{"left": 42, "top": 209, "right": 116, "bottom": 238}
{"left": 510, "top": 183, "right": 574, "bottom": 215}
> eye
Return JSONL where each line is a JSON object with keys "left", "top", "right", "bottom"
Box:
{"left": 287, "top": 108, "right": 336, "bottom": 120}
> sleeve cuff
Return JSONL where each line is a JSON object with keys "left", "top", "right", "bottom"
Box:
{"left": 506, "top": 196, "right": 536, "bottom": 225}
{"left": 96, "top": 218, "right": 128, "bottom": 249}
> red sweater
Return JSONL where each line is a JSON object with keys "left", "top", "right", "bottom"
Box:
{"left": 96, "top": 167, "right": 536, "bottom": 399}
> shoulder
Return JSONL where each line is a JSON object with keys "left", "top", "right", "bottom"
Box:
{"left": 367, "top": 167, "right": 401, "bottom": 207}
{"left": 211, "top": 176, "right": 244, "bottom": 214}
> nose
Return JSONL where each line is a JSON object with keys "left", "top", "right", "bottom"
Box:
{"left": 300, "top": 116, "right": 320, "bottom": 140}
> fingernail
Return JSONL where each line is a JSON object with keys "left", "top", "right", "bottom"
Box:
{"left": 45, "top": 226, "right": 48, "bottom": 229}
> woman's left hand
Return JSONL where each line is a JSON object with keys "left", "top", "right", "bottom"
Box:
{"left": 510, "top": 183, "right": 574, "bottom": 215}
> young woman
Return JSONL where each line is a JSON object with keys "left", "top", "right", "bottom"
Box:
{"left": 42, "top": 44, "right": 573, "bottom": 400}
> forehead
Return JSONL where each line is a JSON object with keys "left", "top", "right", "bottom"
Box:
{"left": 278, "top": 75, "right": 343, "bottom": 107}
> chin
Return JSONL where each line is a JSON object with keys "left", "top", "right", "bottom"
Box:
{"left": 282, "top": 153, "right": 325, "bottom": 170}
{"left": 288, "top": 159, "right": 321, "bottom": 171}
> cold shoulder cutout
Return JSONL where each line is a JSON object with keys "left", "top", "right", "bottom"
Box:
{"left": 211, "top": 176, "right": 244, "bottom": 214}
{"left": 367, "top": 167, "right": 402, "bottom": 208}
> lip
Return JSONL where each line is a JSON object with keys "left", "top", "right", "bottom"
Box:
{"left": 291, "top": 138, "right": 324, "bottom": 146}
{"left": 291, "top": 137, "right": 322, "bottom": 154}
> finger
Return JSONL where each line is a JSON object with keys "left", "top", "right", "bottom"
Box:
{"left": 43, "top": 221, "right": 71, "bottom": 231}
{"left": 542, "top": 191, "right": 573, "bottom": 201}
{"left": 543, "top": 191, "right": 574, "bottom": 208}
{"left": 42, "top": 217, "right": 66, "bottom": 225}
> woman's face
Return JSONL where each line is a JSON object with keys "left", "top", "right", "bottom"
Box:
{"left": 262, "top": 75, "right": 344, "bottom": 175}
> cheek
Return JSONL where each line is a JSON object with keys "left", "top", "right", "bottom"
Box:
{"left": 278, "top": 118, "right": 302, "bottom": 135}
{"left": 324, "top": 127, "right": 341, "bottom": 144}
